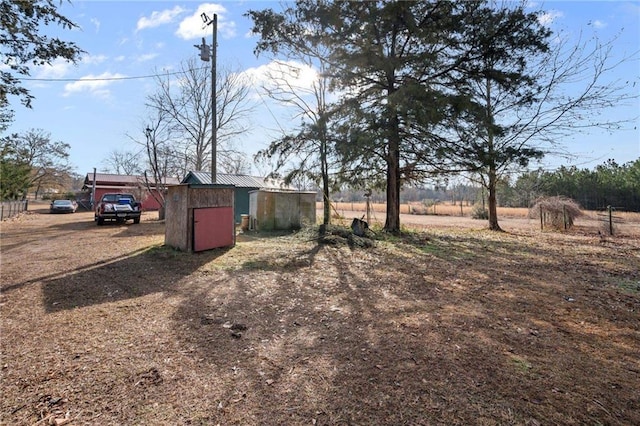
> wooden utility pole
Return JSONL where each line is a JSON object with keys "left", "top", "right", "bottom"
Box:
{"left": 196, "top": 13, "right": 217, "bottom": 183}
{"left": 210, "top": 14, "right": 217, "bottom": 183}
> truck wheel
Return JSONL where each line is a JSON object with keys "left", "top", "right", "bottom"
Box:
{"left": 133, "top": 217, "right": 140, "bottom": 224}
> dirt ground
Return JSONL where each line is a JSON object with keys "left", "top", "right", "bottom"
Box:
{"left": 1, "top": 203, "right": 639, "bottom": 425}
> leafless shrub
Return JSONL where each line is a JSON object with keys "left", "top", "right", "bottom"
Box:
{"left": 529, "top": 196, "right": 583, "bottom": 230}
{"left": 409, "top": 200, "right": 438, "bottom": 215}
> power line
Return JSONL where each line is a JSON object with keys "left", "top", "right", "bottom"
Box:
{"left": 19, "top": 67, "right": 209, "bottom": 82}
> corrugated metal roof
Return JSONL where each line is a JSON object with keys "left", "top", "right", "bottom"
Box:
{"left": 183, "top": 172, "right": 296, "bottom": 190}
{"left": 92, "top": 185, "right": 141, "bottom": 190}
{"left": 84, "top": 173, "right": 181, "bottom": 187}
{"left": 84, "top": 173, "right": 141, "bottom": 184}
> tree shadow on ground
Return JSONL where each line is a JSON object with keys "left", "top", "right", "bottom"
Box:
{"left": 41, "top": 246, "right": 228, "bottom": 313}
{"left": 45, "top": 217, "right": 164, "bottom": 234}
{"left": 167, "top": 230, "right": 640, "bottom": 425}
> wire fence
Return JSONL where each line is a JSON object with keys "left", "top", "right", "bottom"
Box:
{"left": 0, "top": 200, "right": 29, "bottom": 221}
{"left": 597, "top": 206, "right": 625, "bottom": 236}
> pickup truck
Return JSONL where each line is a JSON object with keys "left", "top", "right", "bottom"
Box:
{"left": 95, "top": 193, "right": 142, "bottom": 225}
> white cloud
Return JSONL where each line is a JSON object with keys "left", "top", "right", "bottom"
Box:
{"left": 538, "top": 10, "right": 563, "bottom": 26}
{"left": 63, "top": 72, "right": 126, "bottom": 99}
{"left": 137, "top": 6, "right": 186, "bottom": 32}
{"left": 243, "top": 60, "right": 320, "bottom": 93}
{"left": 136, "top": 53, "right": 159, "bottom": 62}
{"left": 35, "top": 58, "right": 74, "bottom": 79}
{"left": 81, "top": 54, "right": 108, "bottom": 65}
{"left": 175, "top": 4, "right": 235, "bottom": 40}
{"left": 114, "top": 55, "right": 126, "bottom": 62}
{"left": 591, "top": 20, "right": 607, "bottom": 29}
{"left": 220, "top": 21, "right": 237, "bottom": 40}
{"left": 90, "top": 18, "right": 100, "bottom": 32}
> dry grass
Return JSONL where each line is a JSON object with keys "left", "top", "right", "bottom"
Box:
{"left": 1, "top": 203, "right": 639, "bottom": 425}
{"left": 328, "top": 201, "right": 640, "bottom": 238}
{"left": 331, "top": 201, "right": 541, "bottom": 219}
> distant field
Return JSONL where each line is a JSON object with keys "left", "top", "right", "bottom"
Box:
{"left": 324, "top": 201, "right": 640, "bottom": 222}
{"left": 320, "top": 201, "right": 640, "bottom": 239}
{"left": 328, "top": 201, "right": 533, "bottom": 217}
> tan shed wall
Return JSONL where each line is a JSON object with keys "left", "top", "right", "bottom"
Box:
{"left": 298, "top": 192, "right": 316, "bottom": 227}
{"left": 188, "top": 187, "right": 234, "bottom": 209}
{"left": 165, "top": 185, "right": 190, "bottom": 251}
{"left": 249, "top": 190, "right": 316, "bottom": 231}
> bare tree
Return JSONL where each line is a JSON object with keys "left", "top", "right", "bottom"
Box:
{"left": 439, "top": 3, "right": 639, "bottom": 231}
{"left": 253, "top": 60, "right": 336, "bottom": 225}
{"left": 221, "top": 154, "right": 251, "bottom": 174}
{"left": 142, "top": 124, "right": 169, "bottom": 220}
{"left": 100, "top": 149, "right": 143, "bottom": 175}
{"left": 125, "top": 107, "right": 187, "bottom": 220}
{"left": 248, "top": 2, "right": 341, "bottom": 226}
{"left": 145, "top": 58, "right": 254, "bottom": 176}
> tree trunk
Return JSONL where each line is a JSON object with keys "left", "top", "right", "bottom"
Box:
{"left": 320, "top": 131, "right": 330, "bottom": 226}
{"left": 485, "top": 76, "right": 502, "bottom": 232}
{"left": 322, "top": 181, "right": 330, "bottom": 226}
{"left": 487, "top": 165, "right": 502, "bottom": 231}
{"left": 158, "top": 205, "right": 166, "bottom": 221}
{"left": 384, "top": 134, "right": 401, "bottom": 233}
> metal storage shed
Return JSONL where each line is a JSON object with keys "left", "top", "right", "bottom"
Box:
{"left": 181, "top": 172, "right": 295, "bottom": 224}
{"left": 249, "top": 189, "right": 317, "bottom": 231}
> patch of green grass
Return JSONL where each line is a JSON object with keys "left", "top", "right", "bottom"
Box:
{"left": 511, "top": 356, "right": 533, "bottom": 373}
{"left": 144, "top": 244, "right": 179, "bottom": 256}
{"left": 419, "top": 243, "right": 447, "bottom": 256}
{"left": 616, "top": 278, "right": 640, "bottom": 294}
{"left": 241, "top": 259, "right": 274, "bottom": 270}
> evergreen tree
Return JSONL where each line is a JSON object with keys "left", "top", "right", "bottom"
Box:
{"left": 322, "top": 1, "right": 468, "bottom": 233}
{"left": 445, "top": 2, "right": 551, "bottom": 230}
{"left": 248, "top": 3, "right": 336, "bottom": 225}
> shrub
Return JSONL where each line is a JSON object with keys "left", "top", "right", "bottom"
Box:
{"left": 529, "top": 196, "right": 583, "bottom": 230}
{"left": 471, "top": 205, "right": 489, "bottom": 220}
{"left": 410, "top": 199, "right": 439, "bottom": 215}
{"left": 409, "top": 204, "right": 429, "bottom": 215}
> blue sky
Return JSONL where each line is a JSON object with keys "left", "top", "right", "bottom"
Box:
{"left": 6, "top": 0, "right": 640, "bottom": 177}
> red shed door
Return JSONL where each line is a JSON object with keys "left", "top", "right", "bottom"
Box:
{"left": 193, "top": 207, "right": 234, "bottom": 252}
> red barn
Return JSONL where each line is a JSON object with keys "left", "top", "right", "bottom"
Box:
{"left": 81, "top": 173, "right": 180, "bottom": 211}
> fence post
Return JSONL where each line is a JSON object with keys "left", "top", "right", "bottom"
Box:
{"left": 608, "top": 205, "right": 613, "bottom": 236}
{"left": 540, "top": 205, "right": 543, "bottom": 231}
{"left": 366, "top": 197, "right": 371, "bottom": 224}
